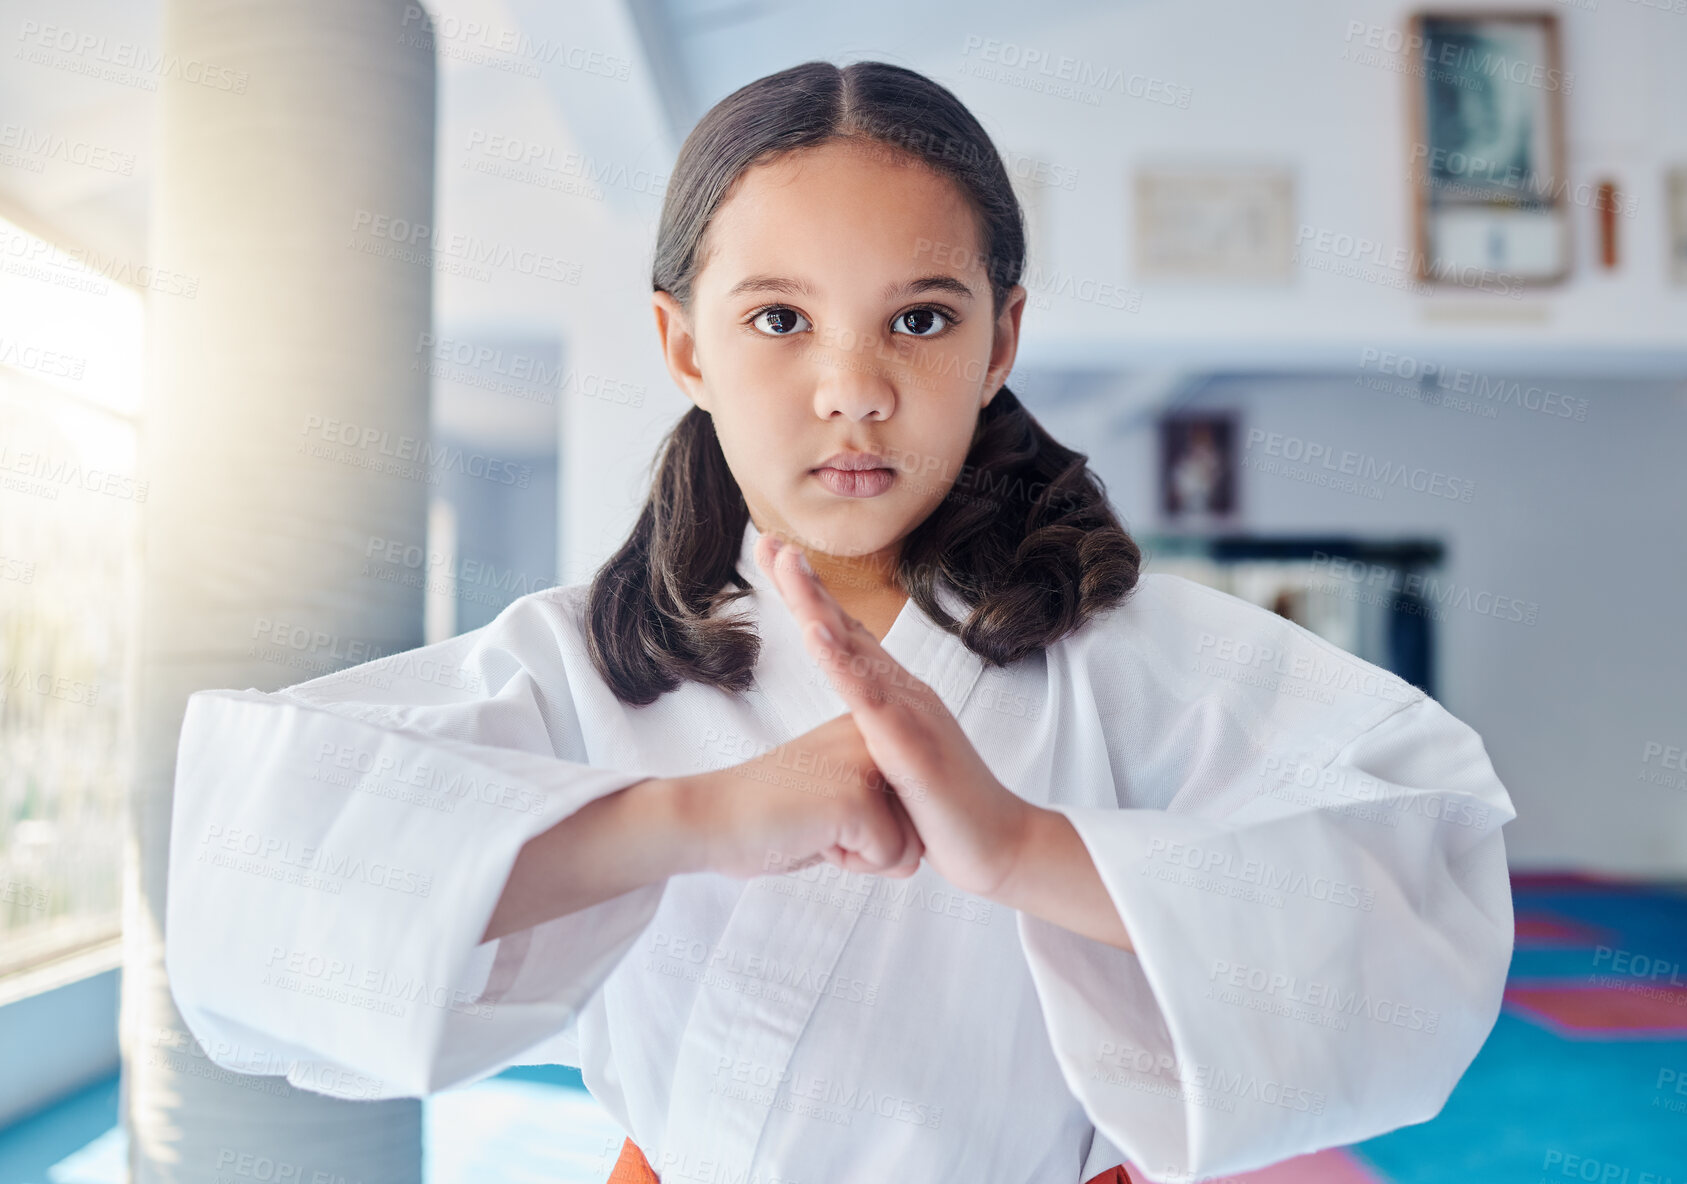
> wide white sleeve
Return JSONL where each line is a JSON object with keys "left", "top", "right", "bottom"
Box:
{"left": 1016, "top": 692, "right": 1516, "bottom": 1182}
{"left": 164, "top": 591, "right": 665, "bottom": 1101}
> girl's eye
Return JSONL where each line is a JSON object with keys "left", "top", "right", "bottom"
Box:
{"left": 892, "top": 307, "right": 952, "bottom": 337}
{"left": 750, "top": 306, "right": 811, "bottom": 336}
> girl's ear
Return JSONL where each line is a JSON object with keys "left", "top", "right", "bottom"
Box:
{"left": 981, "top": 284, "right": 1029, "bottom": 406}
{"left": 652, "top": 289, "right": 710, "bottom": 411}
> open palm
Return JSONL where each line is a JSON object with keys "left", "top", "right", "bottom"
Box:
{"left": 755, "top": 534, "right": 1030, "bottom": 898}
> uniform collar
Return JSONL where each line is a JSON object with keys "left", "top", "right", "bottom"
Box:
{"left": 732, "top": 517, "right": 987, "bottom": 733}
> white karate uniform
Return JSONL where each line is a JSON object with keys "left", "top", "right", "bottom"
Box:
{"left": 165, "top": 517, "right": 1516, "bottom": 1184}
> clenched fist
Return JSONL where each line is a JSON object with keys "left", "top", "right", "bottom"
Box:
{"left": 682, "top": 712, "right": 925, "bottom": 881}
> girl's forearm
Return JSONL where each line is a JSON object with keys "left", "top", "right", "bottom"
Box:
{"left": 480, "top": 775, "right": 709, "bottom": 944}
{"left": 988, "top": 805, "right": 1135, "bottom": 951}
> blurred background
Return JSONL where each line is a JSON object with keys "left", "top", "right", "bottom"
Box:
{"left": 0, "top": 0, "right": 1683, "bottom": 1181}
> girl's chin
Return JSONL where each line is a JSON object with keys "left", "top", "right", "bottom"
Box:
{"left": 771, "top": 498, "right": 888, "bottom": 538}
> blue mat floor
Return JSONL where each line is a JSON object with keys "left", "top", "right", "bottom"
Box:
{"left": 2, "top": 877, "right": 1682, "bottom": 1184}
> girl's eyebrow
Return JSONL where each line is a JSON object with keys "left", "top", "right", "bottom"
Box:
{"left": 724, "top": 274, "right": 976, "bottom": 302}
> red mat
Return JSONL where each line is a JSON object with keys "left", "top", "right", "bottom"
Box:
{"left": 1513, "top": 910, "right": 1618, "bottom": 947}
{"left": 1127, "top": 1147, "right": 1387, "bottom": 1184}
{"left": 1503, "top": 981, "right": 1687, "bottom": 1037}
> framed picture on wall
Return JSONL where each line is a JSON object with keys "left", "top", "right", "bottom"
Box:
{"left": 1407, "top": 11, "right": 1571, "bottom": 288}
{"left": 1133, "top": 165, "right": 1296, "bottom": 283}
{"left": 1158, "top": 413, "right": 1238, "bottom": 522}
{"left": 1668, "top": 166, "right": 1687, "bottom": 286}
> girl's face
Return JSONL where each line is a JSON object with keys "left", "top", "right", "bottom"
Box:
{"left": 652, "top": 137, "right": 1026, "bottom": 569}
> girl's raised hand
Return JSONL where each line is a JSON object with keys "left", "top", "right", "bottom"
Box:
{"left": 755, "top": 533, "right": 1031, "bottom": 898}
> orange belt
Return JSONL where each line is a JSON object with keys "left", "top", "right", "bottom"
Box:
{"left": 608, "top": 1137, "right": 1134, "bottom": 1183}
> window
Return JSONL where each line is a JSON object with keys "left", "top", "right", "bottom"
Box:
{"left": 0, "top": 212, "right": 144, "bottom": 982}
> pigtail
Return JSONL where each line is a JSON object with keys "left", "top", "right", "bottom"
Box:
{"left": 585, "top": 407, "right": 758, "bottom": 706}
{"left": 898, "top": 385, "right": 1140, "bottom": 667}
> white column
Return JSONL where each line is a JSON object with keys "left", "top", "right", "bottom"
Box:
{"left": 129, "top": 1, "right": 436, "bottom": 1180}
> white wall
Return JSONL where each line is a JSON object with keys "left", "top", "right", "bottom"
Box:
{"left": 1027, "top": 368, "right": 1687, "bottom": 875}
{"left": 668, "top": 0, "right": 1687, "bottom": 368}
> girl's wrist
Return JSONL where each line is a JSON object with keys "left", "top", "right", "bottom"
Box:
{"left": 653, "top": 771, "right": 727, "bottom": 877}
{"left": 976, "top": 798, "right": 1044, "bottom": 907}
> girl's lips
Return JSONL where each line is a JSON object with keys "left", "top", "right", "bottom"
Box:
{"left": 813, "top": 467, "right": 896, "bottom": 498}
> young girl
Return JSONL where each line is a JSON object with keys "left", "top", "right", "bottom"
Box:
{"left": 165, "top": 61, "right": 1517, "bottom": 1184}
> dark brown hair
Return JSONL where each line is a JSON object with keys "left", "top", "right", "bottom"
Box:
{"left": 586, "top": 59, "right": 1141, "bottom": 706}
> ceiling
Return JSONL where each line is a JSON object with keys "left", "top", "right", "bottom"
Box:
{"left": 0, "top": 0, "right": 1122, "bottom": 271}
{"left": 0, "top": 0, "right": 159, "bottom": 267}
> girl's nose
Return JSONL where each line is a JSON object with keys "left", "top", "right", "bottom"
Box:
{"left": 813, "top": 366, "right": 896, "bottom": 422}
